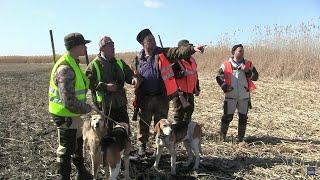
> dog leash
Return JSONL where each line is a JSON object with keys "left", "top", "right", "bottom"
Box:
{"left": 92, "top": 105, "right": 119, "bottom": 125}
{"left": 92, "top": 102, "right": 152, "bottom": 128}
{"left": 106, "top": 100, "right": 113, "bottom": 126}
{"left": 139, "top": 117, "right": 152, "bottom": 128}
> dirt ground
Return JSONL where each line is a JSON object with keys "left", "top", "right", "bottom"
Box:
{"left": 0, "top": 63, "right": 319, "bottom": 180}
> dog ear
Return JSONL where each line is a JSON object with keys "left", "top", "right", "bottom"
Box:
{"left": 154, "top": 120, "right": 161, "bottom": 134}
{"left": 121, "top": 123, "right": 129, "bottom": 130}
{"left": 167, "top": 119, "right": 174, "bottom": 124}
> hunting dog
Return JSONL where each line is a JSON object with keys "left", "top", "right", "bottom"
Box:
{"left": 83, "top": 114, "right": 108, "bottom": 179}
{"left": 153, "top": 119, "right": 202, "bottom": 175}
{"left": 100, "top": 122, "right": 131, "bottom": 180}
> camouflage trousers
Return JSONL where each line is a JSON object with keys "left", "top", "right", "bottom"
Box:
{"left": 138, "top": 94, "right": 169, "bottom": 144}
{"left": 172, "top": 92, "right": 195, "bottom": 123}
{"left": 52, "top": 115, "right": 85, "bottom": 178}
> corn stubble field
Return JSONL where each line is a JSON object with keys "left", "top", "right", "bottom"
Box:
{"left": 0, "top": 21, "right": 320, "bottom": 179}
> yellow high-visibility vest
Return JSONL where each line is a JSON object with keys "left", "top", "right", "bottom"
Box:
{"left": 48, "top": 53, "right": 89, "bottom": 117}
{"left": 90, "top": 57, "right": 123, "bottom": 103}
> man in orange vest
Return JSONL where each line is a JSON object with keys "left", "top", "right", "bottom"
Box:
{"left": 172, "top": 40, "right": 200, "bottom": 123}
{"left": 216, "top": 44, "right": 259, "bottom": 142}
{"left": 133, "top": 29, "right": 205, "bottom": 156}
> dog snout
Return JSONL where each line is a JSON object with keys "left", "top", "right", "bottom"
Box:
{"left": 163, "top": 126, "right": 172, "bottom": 136}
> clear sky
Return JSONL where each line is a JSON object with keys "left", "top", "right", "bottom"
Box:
{"left": 0, "top": 0, "right": 319, "bottom": 55}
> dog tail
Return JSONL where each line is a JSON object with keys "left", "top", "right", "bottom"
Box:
{"left": 100, "top": 136, "right": 116, "bottom": 152}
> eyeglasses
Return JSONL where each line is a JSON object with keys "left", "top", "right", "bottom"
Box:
{"left": 102, "top": 42, "right": 114, "bottom": 48}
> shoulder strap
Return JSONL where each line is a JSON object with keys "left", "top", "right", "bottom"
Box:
{"left": 223, "top": 60, "right": 232, "bottom": 73}
{"left": 244, "top": 59, "right": 253, "bottom": 69}
{"left": 154, "top": 53, "right": 160, "bottom": 78}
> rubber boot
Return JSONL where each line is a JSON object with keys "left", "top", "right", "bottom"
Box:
{"left": 56, "top": 158, "right": 71, "bottom": 180}
{"left": 72, "top": 138, "right": 93, "bottom": 180}
{"left": 56, "top": 128, "right": 76, "bottom": 180}
{"left": 238, "top": 113, "right": 248, "bottom": 142}
{"left": 219, "top": 114, "right": 233, "bottom": 141}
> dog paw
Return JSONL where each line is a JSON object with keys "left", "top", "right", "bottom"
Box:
{"left": 170, "top": 170, "right": 176, "bottom": 175}
{"left": 183, "top": 162, "right": 191, "bottom": 167}
{"left": 150, "top": 166, "right": 159, "bottom": 171}
{"left": 192, "top": 166, "right": 199, "bottom": 171}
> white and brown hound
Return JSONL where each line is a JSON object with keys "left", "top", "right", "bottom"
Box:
{"left": 83, "top": 114, "right": 108, "bottom": 179}
{"left": 153, "top": 119, "right": 202, "bottom": 175}
{"left": 100, "top": 122, "right": 131, "bottom": 180}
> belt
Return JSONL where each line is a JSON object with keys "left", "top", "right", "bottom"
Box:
{"left": 142, "top": 92, "right": 163, "bottom": 96}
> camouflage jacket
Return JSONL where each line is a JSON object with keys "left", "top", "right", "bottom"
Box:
{"left": 54, "top": 60, "right": 91, "bottom": 114}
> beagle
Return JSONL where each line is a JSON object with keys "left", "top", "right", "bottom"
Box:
{"left": 153, "top": 119, "right": 202, "bottom": 175}
{"left": 83, "top": 114, "right": 108, "bottom": 179}
{"left": 100, "top": 122, "right": 131, "bottom": 180}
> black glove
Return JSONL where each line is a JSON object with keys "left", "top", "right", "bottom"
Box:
{"left": 221, "top": 83, "right": 233, "bottom": 93}
{"left": 52, "top": 116, "right": 72, "bottom": 127}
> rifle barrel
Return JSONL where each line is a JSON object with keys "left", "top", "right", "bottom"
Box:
{"left": 49, "top": 30, "right": 56, "bottom": 63}
{"left": 85, "top": 50, "right": 89, "bottom": 66}
{"left": 158, "top": 35, "right": 163, "bottom": 48}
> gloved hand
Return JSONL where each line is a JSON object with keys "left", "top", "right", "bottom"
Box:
{"left": 245, "top": 70, "right": 253, "bottom": 78}
{"left": 194, "top": 89, "right": 200, "bottom": 96}
{"left": 221, "top": 83, "right": 233, "bottom": 93}
{"left": 106, "top": 83, "right": 117, "bottom": 92}
{"left": 132, "top": 77, "right": 141, "bottom": 89}
{"left": 96, "top": 82, "right": 117, "bottom": 92}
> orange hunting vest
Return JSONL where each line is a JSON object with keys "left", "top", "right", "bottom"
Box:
{"left": 223, "top": 60, "right": 256, "bottom": 92}
{"left": 158, "top": 53, "right": 178, "bottom": 96}
{"left": 176, "top": 57, "right": 198, "bottom": 94}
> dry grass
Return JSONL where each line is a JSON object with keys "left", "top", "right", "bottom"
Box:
{"left": 1, "top": 20, "right": 320, "bottom": 81}
{"left": 0, "top": 52, "right": 136, "bottom": 64}
{"left": 193, "top": 19, "right": 320, "bottom": 81}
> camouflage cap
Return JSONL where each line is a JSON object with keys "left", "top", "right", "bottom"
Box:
{"left": 178, "top": 39, "right": 193, "bottom": 47}
{"left": 99, "top": 36, "right": 114, "bottom": 49}
{"left": 64, "top": 33, "right": 90, "bottom": 50}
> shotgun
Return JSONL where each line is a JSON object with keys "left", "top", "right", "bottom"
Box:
{"left": 84, "top": 50, "right": 89, "bottom": 66}
{"left": 132, "top": 59, "right": 141, "bottom": 121}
